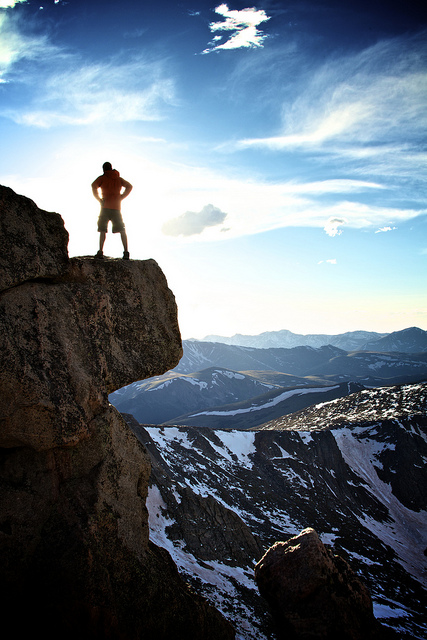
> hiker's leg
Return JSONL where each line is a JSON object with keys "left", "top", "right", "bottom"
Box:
{"left": 120, "top": 229, "right": 128, "bottom": 252}
{"left": 99, "top": 231, "right": 106, "bottom": 251}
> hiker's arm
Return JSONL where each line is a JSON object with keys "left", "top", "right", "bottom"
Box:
{"left": 91, "top": 182, "right": 102, "bottom": 203}
{"left": 120, "top": 180, "right": 133, "bottom": 200}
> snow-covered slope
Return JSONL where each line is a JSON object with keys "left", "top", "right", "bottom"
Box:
{"left": 125, "top": 383, "right": 427, "bottom": 640}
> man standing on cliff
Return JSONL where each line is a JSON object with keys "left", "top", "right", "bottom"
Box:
{"left": 91, "top": 162, "right": 133, "bottom": 259}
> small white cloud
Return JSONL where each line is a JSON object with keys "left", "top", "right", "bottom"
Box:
{"left": 202, "top": 4, "right": 270, "bottom": 54}
{"left": 318, "top": 259, "right": 337, "bottom": 265}
{"left": 0, "top": 0, "right": 27, "bottom": 7}
{"left": 162, "top": 203, "right": 228, "bottom": 237}
{"left": 324, "top": 217, "right": 346, "bottom": 237}
{"left": 375, "top": 226, "right": 397, "bottom": 233}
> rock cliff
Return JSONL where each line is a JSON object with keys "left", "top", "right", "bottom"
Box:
{"left": 0, "top": 185, "right": 234, "bottom": 639}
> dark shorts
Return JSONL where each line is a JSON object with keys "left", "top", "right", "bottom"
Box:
{"left": 97, "top": 207, "right": 125, "bottom": 233}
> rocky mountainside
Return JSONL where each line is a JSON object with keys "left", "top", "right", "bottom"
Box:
{"left": 0, "top": 185, "right": 233, "bottom": 639}
{"left": 256, "top": 381, "right": 427, "bottom": 431}
{"left": 200, "top": 327, "right": 427, "bottom": 352}
{"left": 125, "top": 380, "right": 427, "bottom": 640}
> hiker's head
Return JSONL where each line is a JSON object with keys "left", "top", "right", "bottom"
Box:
{"left": 103, "top": 162, "right": 112, "bottom": 172}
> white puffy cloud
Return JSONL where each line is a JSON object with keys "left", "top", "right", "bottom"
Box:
{"left": 162, "top": 204, "right": 228, "bottom": 236}
{"left": 324, "top": 217, "right": 346, "bottom": 237}
{"left": 202, "top": 4, "right": 270, "bottom": 54}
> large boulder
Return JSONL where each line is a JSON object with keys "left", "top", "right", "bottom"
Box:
{"left": 0, "top": 256, "right": 183, "bottom": 450}
{"left": 254, "top": 528, "right": 395, "bottom": 639}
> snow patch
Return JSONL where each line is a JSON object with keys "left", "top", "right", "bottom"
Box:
{"left": 191, "top": 386, "right": 340, "bottom": 417}
{"left": 146, "top": 426, "right": 194, "bottom": 450}
{"left": 214, "top": 430, "right": 256, "bottom": 470}
{"left": 333, "top": 428, "right": 427, "bottom": 587}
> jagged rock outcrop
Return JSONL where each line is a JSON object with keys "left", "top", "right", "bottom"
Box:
{"left": 254, "top": 528, "right": 396, "bottom": 640}
{"left": 0, "top": 185, "right": 234, "bottom": 639}
{"left": 0, "top": 185, "right": 69, "bottom": 291}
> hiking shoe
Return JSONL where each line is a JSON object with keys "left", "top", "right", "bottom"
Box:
{"left": 123, "top": 251, "right": 130, "bottom": 260}
{"left": 95, "top": 250, "right": 104, "bottom": 259}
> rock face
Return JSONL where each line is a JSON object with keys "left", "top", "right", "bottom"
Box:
{"left": 254, "top": 528, "right": 395, "bottom": 640}
{"left": 0, "top": 185, "right": 234, "bottom": 639}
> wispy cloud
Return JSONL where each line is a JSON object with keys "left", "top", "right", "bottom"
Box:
{"left": 162, "top": 203, "right": 228, "bottom": 236}
{"left": 0, "top": 11, "right": 62, "bottom": 83}
{"left": 237, "top": 32, "right": 427, "bottom": 153}
{"left": 202, "top": 4, "right": 270, "bottom": 54}
{"left": 0, "top": 10, "right": 177, "bottom": 126}
{"left": 11, "top": 59, "right": 176, "bottom": 127}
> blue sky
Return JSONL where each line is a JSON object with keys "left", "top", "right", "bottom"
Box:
{"left": 1, "top": 0, "right": 426, "bottom": 338}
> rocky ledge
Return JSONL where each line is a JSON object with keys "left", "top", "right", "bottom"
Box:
{"left": 0, "top": 185, "right": 234, "bottom": 639}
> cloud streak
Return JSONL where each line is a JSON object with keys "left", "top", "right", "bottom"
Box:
{"left": 237, "top": 32, "right": 427, "bottom": 153}
{"left": 157, "top": 167, "right": 423, "bottom": 242}
{"left": 202, "top": 4, "right": 270, "bottom": 54}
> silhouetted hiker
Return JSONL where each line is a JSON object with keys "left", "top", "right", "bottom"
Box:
{"left": 91, "top": 161, "right": 133, "bottom": 259}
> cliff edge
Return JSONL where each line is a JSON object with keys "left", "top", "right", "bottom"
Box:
{"left": 0, "top": 185, "right": 234, "bottom": 639}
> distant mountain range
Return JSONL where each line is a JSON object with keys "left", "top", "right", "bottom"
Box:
{"left": 198, "top": 326, "right": 427, "bottom": 352}
{"left": 110, "top": 327, "right": 427, "bottom": 429}
{"left": 176, "top": 340, "right": 427, "bottom": 382}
